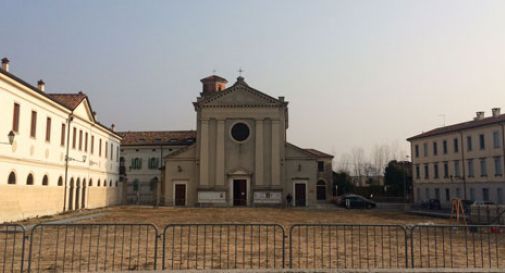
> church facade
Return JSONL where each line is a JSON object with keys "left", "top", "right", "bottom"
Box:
{"left": 163, "top": 75, "right": 333, "bottom": 207}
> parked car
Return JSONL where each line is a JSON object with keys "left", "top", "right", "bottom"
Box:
{"left": 420, "top": 199, "right": 441, "bottom": 210}
{"left": 472, "top": 200, "right": 495, "bottom": 206}
{"left": 338, "top": 194, "right": 376, "bottom": 209}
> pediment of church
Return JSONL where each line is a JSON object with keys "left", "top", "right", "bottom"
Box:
{"left": 196, "top": 79, "right": 285, "bottom": 108}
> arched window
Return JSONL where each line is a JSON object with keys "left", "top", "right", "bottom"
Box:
{"left": 97, "top": 179, "right": 101, "bottom": 187}
{"left": 109, "top": 180, "right": 112, "bottom": 187}
{"left": 132, "top": 158, "right": 142, "bottom": 169}
{"left": 58, "top": 176, "right": 63, "bottom": 186}
{"left": 89, "top": 179, "right": 93, "bottom": 186}
{"left": 42, "top": 175, "right": 49, "bottom": 186}
{"left": 26, "top": 174, "right": 34, "bottom": 185}
{"left": 115, "top": 181, "right": 118, "bottom": 187}
{"left": 8, "top": 172, "right": 16, "bottom": 185}
{"left": 76, "top": 178, "right": 80, "bottom": 187}
{"left": 316, "top": 180, "right": 326, "bottom": 201}
{"left": 148, "top": 157, "right": 159, "bottom": 169}
{"left": 83, "top": 179, "right": 86, "bottom": 187}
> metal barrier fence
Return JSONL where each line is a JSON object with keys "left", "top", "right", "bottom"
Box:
{"left": 0, "top": 223, "right": 505, "bottom": 272}
{"left": 27, "top": 224, "right": 159, "bottom": 273}
{"left": 0, "top": 224, "right": 26, "bottom": 273}
{"left": 289, "top": 224, "right": 408, "bottom": 269}
{"left": 410, "top": 224, "right": 505, "bottom": 269}
{"left": 162, "top": 224, "right": 285, "bottom": 270}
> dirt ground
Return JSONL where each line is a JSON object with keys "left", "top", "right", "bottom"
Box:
{"left": 7, "top": 206, "right": 504, "bottom": 272}
{"left": 18, "top": 205, "right": 449, "bottom": 227}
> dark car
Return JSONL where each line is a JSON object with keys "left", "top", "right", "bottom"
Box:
{"left": 420, "top": 199, "right": 441, "bottom": 210}
{"left": 339, "top": 194, "right": 376, "bottom": 209}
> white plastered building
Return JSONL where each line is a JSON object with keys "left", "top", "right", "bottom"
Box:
{"left": 0, "top": 58, "right": 123, "bottom": 222}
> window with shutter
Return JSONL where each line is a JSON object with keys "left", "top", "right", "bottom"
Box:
{"left": 46, "top": 117, "right": 51, "bottom": 142}
{"left": 61, "top": 123, "right": 66, "bottom": 146}
{"left": 12, "top": 103, "right": 20, "bottom": 132}
{"left": 30, "top": 111, "right": 37, "bottom": 138}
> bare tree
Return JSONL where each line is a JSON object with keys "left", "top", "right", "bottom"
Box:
{"left": 351, "top": 147, "right": 365, "bottom": 184}
{"left": 336, "top": 153, "right": 352, "bottom": 173}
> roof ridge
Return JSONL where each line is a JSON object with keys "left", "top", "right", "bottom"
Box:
{"left": 118, "top": 130, "right": 195, "bottom": 133}
{"left": 408, "top": 113, "right": 505, "bottom": 141}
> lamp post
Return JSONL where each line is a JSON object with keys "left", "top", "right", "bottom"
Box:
{"left": 403, "top": 155, "right": 410, "bottom": 202}
{"left": 1, "top": 131, "right": 15, "bottom": 145}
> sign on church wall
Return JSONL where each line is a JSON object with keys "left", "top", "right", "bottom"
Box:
{"left": 253, "top": 191, "right": 282, "bottom": 204}
{"left": 198, "top": 191, "right": 226, "bottom": 203}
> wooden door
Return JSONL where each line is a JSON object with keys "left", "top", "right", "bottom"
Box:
{"left": 295, "top": 183, "right": 306, "bottom": 207}
{"left": 175, "top": 184, "right": 186, "bottom": 206}
{"left": 233, "top": 180, "right": 247, "bottom": 206}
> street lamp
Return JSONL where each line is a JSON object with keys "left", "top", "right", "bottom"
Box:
{"left": 403, "top": 155, "right": 410, "bottom": 202}
{"left": 1, "top": 131, "right": 15, "bottom": 145}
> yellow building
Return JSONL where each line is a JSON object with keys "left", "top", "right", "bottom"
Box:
{"left": 408, "top": 109, "right": 505, "bottom": 207}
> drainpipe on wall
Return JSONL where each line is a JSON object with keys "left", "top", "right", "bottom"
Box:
{"left": 63, "top": 113, "right": 74, "bottom": 211}
{"left": 460, "top": 131, "right": 467, "bottom": 200}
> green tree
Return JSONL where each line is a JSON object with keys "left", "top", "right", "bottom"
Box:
{"left": 384, "top": 160, "right": 412, "bottom": 198}
{"left": 333, "top": 171, "right": 354, "bottom": 196}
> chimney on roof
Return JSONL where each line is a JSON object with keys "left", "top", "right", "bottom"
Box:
{"left": 200, "top": 75, "right": 227, "bottom": 96}
{"left": 37, "top": 80, "right": 45, "bottom": 92}
{"left": 1, "top": 58, "right": 10, "bottom": 71}
{"left": 474, "top": 111, "right": 485, "bottom": 120}
{"left": 492, "top": 108, "right": 501, "bottom": 117}
{"left": 111, "top": 124, "right": 115, "bottom": 131}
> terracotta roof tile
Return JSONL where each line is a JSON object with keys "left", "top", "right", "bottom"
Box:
{"left": 46, "top": 93, "right": 87, "bottom": 110}
{"left": 118, "top": 130, "right": 196, "bottom": 146}
{"left": 407, "top": 114, "right": 505, "bottom": 141}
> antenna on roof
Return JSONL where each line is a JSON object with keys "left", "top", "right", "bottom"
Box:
{"left": 438, "top": 114, "right": 446, "bottom": 126}
{"left": 212, "top": 69, "right": 216, "bottom": 74}
{"left": 238, "top": 67, "right": 244, "bottom": 76}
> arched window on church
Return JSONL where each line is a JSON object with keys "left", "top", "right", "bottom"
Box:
{"left": 316, "top": 180, "right": 326, "bottom": 201}
{"left": 8, "top": 172, "right": 16, "bottom": 185}
{"left": 58, "top": 176, "right": 63, "bottom": 186}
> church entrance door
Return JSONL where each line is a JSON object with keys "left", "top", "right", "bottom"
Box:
{"left": 295, "top": 183, "right": 306, "bottom": 207}
{"left": 233, "top": 179, "right": 247, "bottom": 206}
{"left": 175, "top": 184, "right": 186, "bottom": 206}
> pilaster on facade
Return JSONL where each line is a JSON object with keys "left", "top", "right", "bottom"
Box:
{"left": 271, "top": 120, "right": 280, "bottom": 185}
{"left": 199, "top": 120, "right": 209, "bottom": 185}
{"left": 216, "top": 119, "right": 225, "bottom": 186}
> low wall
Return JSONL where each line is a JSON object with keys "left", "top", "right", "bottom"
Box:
{"left": 87, "top": 186, "right": 122, "bottom": 209}
{"left": 0, "top": 184, "right": 123, "bottom": 223}
{"left": 0, "top": 185, "right": 64, "bottom": 222}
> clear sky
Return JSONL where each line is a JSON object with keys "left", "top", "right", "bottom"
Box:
{"left": 1, "top": 0, "right": 505, "bottom": 162}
